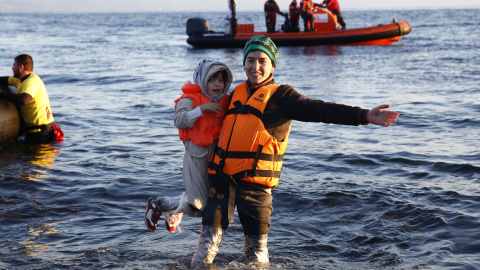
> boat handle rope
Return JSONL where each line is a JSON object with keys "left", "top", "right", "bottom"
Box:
{"left": 396, "top": 23, "right": 403, "bottom": 36}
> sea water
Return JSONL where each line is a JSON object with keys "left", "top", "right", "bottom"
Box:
{"left": 0, "top": 9, "right": 479, "bottom": 269}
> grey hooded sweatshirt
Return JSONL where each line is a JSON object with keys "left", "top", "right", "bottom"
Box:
{"left": 172, "top": 60, "right": 233, "bottom": 216}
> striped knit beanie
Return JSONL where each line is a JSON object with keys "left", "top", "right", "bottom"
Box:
{"left": 243, "top": 35, "right": 278, "bottom": 67}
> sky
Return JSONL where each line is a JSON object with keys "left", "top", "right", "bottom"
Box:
{"left": 1, "top": 0, "right": 479, "bottom": 13}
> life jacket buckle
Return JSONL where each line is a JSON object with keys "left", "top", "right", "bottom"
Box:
{"left": 227, "top": 175, "right": 238, "bottom": 186}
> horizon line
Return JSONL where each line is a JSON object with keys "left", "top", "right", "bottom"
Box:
{"left": 1, "top": 5, "right": 479, "bottom": 13}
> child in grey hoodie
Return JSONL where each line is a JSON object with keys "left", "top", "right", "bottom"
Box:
{"left": 145, "top": 60, "right": 233, "bottom": 233}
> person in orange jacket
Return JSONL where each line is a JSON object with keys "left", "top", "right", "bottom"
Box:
{"left": 264, "top": 0, "right": 285, "bottom": 33}
{"left": 299, "top": 0, "right": 315, "bottom": 32}
{"left": 321, "top": 0, "right": 346, "bottom": 29}
{"left": 289, "top": 0, "right": 301, "bottom": 31}
{"left": 190, "top": 35, "right": 400, "bottom": 267}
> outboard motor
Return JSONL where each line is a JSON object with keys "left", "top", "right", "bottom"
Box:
{"left": 186, "top": 18, "right": 210, "bottom": 36}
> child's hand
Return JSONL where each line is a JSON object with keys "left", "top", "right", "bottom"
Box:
{"left": 200, "top": 102, "right": 223, "bottom": 114}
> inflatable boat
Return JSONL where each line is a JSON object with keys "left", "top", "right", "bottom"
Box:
{"left": 0, "top": 87, "right": 20, "bottom": 144}
{"left": 187, "top": 7, "right": 411, "bottom": 48}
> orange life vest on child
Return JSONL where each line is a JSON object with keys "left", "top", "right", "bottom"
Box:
{"left": 175, "top": 83, "right": 230, "bottom": 146}
{"left": 208, "top": 82, "right": 290, "bottom": 188}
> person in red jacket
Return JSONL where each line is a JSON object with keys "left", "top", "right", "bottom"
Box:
{"left": 289, "top": 0, "right": 300, "bottom": 31}
{"left": 321, "top": 0, "right": 346, "bottom": 29}
{"left": 264, "top": 0, "right": 285, "bottom": 33}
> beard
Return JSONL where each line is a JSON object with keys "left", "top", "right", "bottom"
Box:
{"left": 12, "top": 69, "right": 21, "bottom": 78}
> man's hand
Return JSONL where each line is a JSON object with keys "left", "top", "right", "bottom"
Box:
{"left": 366, "top": 104, "right": 400, "bottom": 127}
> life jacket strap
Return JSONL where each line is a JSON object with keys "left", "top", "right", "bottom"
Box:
{"left": 229, "top": 151, "right": 284, "bottom": 162}
{"left": 227, "top": 100, "right": 264, "bottom": 121}
{"left": 231, "top": 169, "right": 281, "bottom": 180}
{"left": 208, "top": 165, "right": 281, "bottom": 183}
{"left": 212, "top": 147, "right": 284, "bottom": 162}
{"left": 208, "top": 143, "right": 284, "bottom": 183}
{"left": 228, "top": 179, "right": 237, "bottom": 224}
{"left": 250, "top": 145, "right": 263, "bottom": 176}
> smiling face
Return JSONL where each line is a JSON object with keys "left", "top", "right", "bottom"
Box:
{"left": 243, "top": 50, "right": 275, "bottom": 86}
{"left": 206, "top": 71, "right": 225, "bottom": 98}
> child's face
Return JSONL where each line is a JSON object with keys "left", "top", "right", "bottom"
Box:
{"left": 206, "top": 75, "right": 225, "bottom": 98}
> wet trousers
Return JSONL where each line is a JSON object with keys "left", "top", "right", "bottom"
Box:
{"left": 202, "top": 175, "right": 273, "bottom": 235}
{"left": 25, "top": 129, "right": 54, "bottom": 144}
{"left": 191, "top": 176, "right": 273, "bottom": 267}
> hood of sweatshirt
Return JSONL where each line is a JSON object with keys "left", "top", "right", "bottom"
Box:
{"left": 192, "top": 59, "right": 233, "bottom": 102}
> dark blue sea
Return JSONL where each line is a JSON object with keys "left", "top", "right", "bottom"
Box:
{"left": 1, "top": 8, "right": 479, "bottom": 270}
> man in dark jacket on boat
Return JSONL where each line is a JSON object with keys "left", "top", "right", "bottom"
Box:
{"left": 190, "top": 35, "right": 400, "bottom": 267}
{"left": 264, "top": 0, "right": 285, "bottom": 33}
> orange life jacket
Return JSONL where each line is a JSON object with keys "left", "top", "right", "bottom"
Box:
{"left": 300, "top": 0, "right": 312, "bottom": 14}
{"left": 175, "top": 84, "right": 229, "bottom": 146}
{"left": 208, "top": 82, "right": 290, "bottom": 188}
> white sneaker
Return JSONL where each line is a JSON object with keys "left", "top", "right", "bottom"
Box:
{"left": 165, "top": 211, "right": 183, "bottom": 233}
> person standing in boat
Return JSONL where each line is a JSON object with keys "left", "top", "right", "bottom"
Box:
{"left": 300, "top": 0, "right": 315, "bottom": 32}
{"left": 320, "top": 0, "right": 346, "bottom": 30}
{"left": 226, "top": 0, "right": 237, "bottom": 34}
{"left": 0, "top": 54, "right": 63, "bottom": 143}
{"left": 264, "top": 0, "right": 285, "bottom": 33}
{"left": 289, "top": 0, "right": 301, "bottom": 32}
{"left": 190, "top": 35, "right": 400, "bottom": 267}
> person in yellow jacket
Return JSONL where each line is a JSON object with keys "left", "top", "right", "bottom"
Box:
{"left": 0, "top": 54, "right": 62, "bottom": 143}
{"left": 144, "top": 60, "right": 233, "bottom": 233}
{"left": 190, "top": 35, "right": 400, "bottom": 267}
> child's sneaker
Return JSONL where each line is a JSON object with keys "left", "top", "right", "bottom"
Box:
{"left": 165, "top": 212, "right": 183, "bottom": 233}
{"left": 145, "top": 197, "right": 162, "bottom": 232}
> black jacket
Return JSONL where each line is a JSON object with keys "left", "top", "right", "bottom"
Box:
{"left": 231, "top": 77, "right": 369, "bottom": 141}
